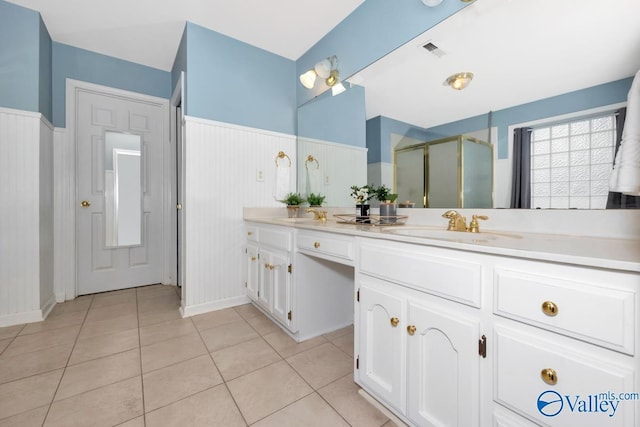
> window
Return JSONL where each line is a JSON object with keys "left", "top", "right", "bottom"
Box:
{"left": 530, "top": 113, "right": 616, "bottom": 209}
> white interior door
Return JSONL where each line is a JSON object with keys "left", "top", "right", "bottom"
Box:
{"left": 76, "top": 87, "right": 167, "bottom": 295}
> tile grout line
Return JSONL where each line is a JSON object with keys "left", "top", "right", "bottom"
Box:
{"left": 231, "top": 304, "right": 349, "bottom": 425}
{"left": 190, "top": 311, "right": 251, "bottom": 426}
{"left": 136, "top": 289, "right": 148, "bottom": 427}
{"left": 40, "top": 294, "right": 95, "bottom": 427}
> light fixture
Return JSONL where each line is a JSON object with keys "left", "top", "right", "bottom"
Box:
{"left": 331, "top": 82, "right": 346, "bottom": 96}
{"left": 421, "top": 0, "right": 443, "bottom": 6}
{"left": 299, "top": 56, "right": 341, "bottom": 89}
{"left": 444, "top": 72, "right": 474, "bottom": 90}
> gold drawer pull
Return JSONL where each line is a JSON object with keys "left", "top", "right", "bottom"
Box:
{"left": 251, "top": 257, "right": 256, "bottom": 261}
{"left": 407, "top": 325, "right": 416, "bottom": 336}
{"left": 542, "top": 301, "right": 558, "bottom": 317}
{"left": 247, "top": 231, "right": 254, "bottom": 236}
{"left": 541, "top": 368, "right": 558, "bottom": 385}
{"left": 314, "top": 241, "right": 320, "bottom": 248}
{"left": 390, "top": 317, "right": 399, "bottom": 327}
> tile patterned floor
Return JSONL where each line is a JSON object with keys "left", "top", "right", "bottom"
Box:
{"left": 0, "top": 285, "right": 394, "bottom": 426}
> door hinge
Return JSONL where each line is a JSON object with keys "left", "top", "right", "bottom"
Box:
{"left": 287, "top": 310, "right": 292, "bottom": 321}
{"left": 244, "top": 281, "right": 247, "bottom": 288}
{"left": 356, "top": 288, "right": 360, "bottom": 302}
{"left": 287, "top": 264, "right": 292, "bottom": 274}
{"left": 176, "top": 203, "right": 182, "bottom": 210}
{"left": 479, "top": 334, "right": 487, "bottom": 358}
{"left": 356, "top": 356, "right": 359, "bottom": 369}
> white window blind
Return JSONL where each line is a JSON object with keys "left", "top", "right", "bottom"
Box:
{"left": 530, "top": 113, "right": 617, "bottom": 209}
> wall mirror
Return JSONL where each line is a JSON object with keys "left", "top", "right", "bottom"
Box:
{"left": 297, "top": 0, "right": 640, "bottom": 209}
{"left": 104, "top": 131, "right": 142, "bottom": 247}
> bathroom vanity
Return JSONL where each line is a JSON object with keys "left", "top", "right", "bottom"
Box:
{"left": 244, "top": 211, "right": 639, "bottom": 427}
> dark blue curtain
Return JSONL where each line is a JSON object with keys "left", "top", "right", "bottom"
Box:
{"left": 510, "top": 127, "right": 532, "bottom": 208}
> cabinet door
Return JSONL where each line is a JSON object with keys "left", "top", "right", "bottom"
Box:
{"left": 358, "top": 276, "right": 406, "bottom": 412}
{"left": 245, "top": 244, "right": 259, "bottom": 301}
{"left": 270, "top": 250, "right": 292, "bottom": 328}
{"left": 406, "top": 299, "right": 480, "bottom": 427}
{"left": 258, "top": 250, "right": 274, "bottom": 311}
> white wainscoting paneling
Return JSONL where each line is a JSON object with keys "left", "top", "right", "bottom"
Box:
{"left": 297, "top": 136, "right": 367, "bottom": 206}
{"left": 0, "top": 108, "right": 55, "bottom": 326}
{"left": 181, "top": 117, "right": 296, "bottom": 316}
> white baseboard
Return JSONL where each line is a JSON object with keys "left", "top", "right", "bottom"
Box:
{"left": 180, "top": 295, "right": 251, "bottom": 318}
{"left": 41, "top": 294, "right": 57, "bottom": 319}
{"left": 357, "top": 389, "right": 408, "bottom": 427}
{"left": 0, "top": 309, "right": 44, "bottom": 327}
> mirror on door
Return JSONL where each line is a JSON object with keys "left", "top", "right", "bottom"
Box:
{"left": 104, "top": 131, "right": 142, "bottom": 247}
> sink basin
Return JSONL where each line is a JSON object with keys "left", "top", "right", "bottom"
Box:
{"left": 382, "top": 227, "right": 521, "bottom": 241}
{"left": 274, "top": 217, "right": 323, "bottom": 224}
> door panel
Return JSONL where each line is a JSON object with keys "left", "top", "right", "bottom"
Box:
{"left": 76, "top": 89, "right": 166, "bottom": 295}
{"left": 358, "top": 276, "right": 405, "bottom": 411}
{"left": 407, "top": 299, "right": 480, "bottom": 427}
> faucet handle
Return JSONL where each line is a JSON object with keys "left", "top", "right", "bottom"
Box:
{"left": 468, "top": 215, "right": 489, "bottom": 233}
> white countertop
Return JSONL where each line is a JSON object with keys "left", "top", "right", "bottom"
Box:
{"left": 245, "top": 215, "right": 640, "bottom": 273}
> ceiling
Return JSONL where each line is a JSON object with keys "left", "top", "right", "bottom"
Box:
{"left": 349, "top": 0, "right": 640, "bottom": 129}
{"left": 6, "top": 0, "right": 365, "bottom": 70}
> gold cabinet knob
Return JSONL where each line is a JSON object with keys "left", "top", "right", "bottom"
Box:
{"left": 541, "top": 301, "right": 558, "bottom": 317}
{"left": 390, "top": 317, "right": 399, "bottom": 327}
{"left": 541, "top": 368, "right": 558, "bottom": 385}
{"left": 314, "top": 242, "right": 320, "bottom": 248}
{"left": 250, "top": 257, "right": 256, "bottom": 261}
{"left": 247, "top": 231, "right": 253, "bottom": 236}
{"left": 80, "top": 200, "right": 91, "bottom": 208}
{"left": 407, "top": 325, "right": 417, "bottom": 336}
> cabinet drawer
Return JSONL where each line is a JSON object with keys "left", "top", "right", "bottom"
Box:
{"left": 246, "top": 226, "right": 258, "bottom": 242}
{"left": 258, "top": 227, "right": 292, "bottom": 251}
{"left": 494, "top": 327, "right": 635, "bottom": 427}
{"left": 360, "top": 241, "right": 482, "bottom": 307}
{"left": 494, "top": 268, "right": 635, "bottom": 354}
{"left": 297, "top": 231, "right": 354, "bottom": 264}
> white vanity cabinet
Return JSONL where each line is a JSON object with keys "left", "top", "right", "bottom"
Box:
{"left": 491, "top": 258, "right": 639, "bottom": 427}
{"left": 244, "top": 223, "right": 295, "bottom": 332}
{"left": 356, "top": 238, "right": 485, "bottom": 427}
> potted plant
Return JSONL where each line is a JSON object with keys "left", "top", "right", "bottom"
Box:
{"left": 281, "top": 192, "right": 306, "bottom": 218}
{"left": 350, "top": 185, "right": 374, "bottom": 223}
{"left": 306, "top": 193, "right": 326, "bottom": 207}
{"left": 374, "top": 185, "right": 399, "bottom": 223}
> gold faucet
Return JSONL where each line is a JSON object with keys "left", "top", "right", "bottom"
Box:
{"left": 468, "top": 214, "right": 489, "bottom": 233}
{"left": 441, "top": 210, "right": 467, "bottom": 231}
{"left": 306, "top": 208, "right": 327, "bottom": 223}
{"left": 442, "top": 210, "right": 490, "bottom": 232}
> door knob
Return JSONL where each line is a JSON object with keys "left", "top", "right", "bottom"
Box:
{"left": 80, "top": 200, "right": 91, "bottom": 208}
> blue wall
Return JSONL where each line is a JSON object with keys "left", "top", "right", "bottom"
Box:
{"left": 424, "top": 78, "right": 632, "bottom": 159}
{"left": 183, "top": 22, "right": 296, "bottom": 135}
{"left": 52, "top": 43, "right": 171, "bottom": 127}
{"left": 0, "top": 1, "right": 41, "bottom": 116}
{"left": 38, "top": 15, "right": 52, "bottom": 120}
{"left": 171, "top": 25, "right": 188, "bottom": 98}
{"left": 298, "top": 85, "right": 366, "bottom": 148}
{"left": 296, "top": 0, "right": 468, "bottom": 107}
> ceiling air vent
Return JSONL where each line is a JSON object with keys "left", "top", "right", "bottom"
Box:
{"left": 422, "top": 42, "right": 446, "bottom": 58}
